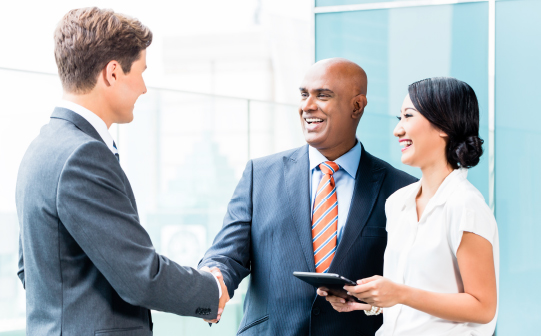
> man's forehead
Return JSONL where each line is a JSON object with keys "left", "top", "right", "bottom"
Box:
{"left": 300, "top": 58, "right": 367, "bottom": 95}
{"left": 300, "top": 71, "right": 348, "bottom": 92}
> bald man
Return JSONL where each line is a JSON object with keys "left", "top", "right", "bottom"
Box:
{"left": 199, "top": 58, "right": 417, "bottom": 336}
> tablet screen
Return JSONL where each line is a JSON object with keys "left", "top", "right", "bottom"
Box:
{"left": 293, "top": 272, "right": 363, "bottom": 303}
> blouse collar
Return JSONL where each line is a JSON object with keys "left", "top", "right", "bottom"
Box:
{"left": 401, "top": 168, "right": 468, "bottom": 214}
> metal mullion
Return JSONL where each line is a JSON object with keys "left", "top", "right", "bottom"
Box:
{"left": 311, "top": 0, "right": 317, "bottom": 63}
{"left": 314, "top": 0, "right": 488, "bottom": 13}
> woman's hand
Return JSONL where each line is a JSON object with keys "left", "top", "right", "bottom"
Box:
{"left": 317, "top": 287, "right": 371, "bottom": 312}
{"left": 344, "top": 275, "right": 404, "bottom": 308}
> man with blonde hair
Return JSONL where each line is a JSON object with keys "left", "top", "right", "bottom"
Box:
{"left": 16, "top": 7, "right": 228, "bottom": 335}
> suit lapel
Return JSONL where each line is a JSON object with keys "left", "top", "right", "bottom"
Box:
{"left": 283, "top": 145, "right": 316, "bottom": 272}
{"left": 330, "top": 145, "right": 386, "bottom": 272}
{"left": 50, "top": 107, "right": 105, "bottom": 144}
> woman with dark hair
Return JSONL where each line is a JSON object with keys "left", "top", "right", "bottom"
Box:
{"left": 318, "top": 77, "right": 499, "bottom": 335}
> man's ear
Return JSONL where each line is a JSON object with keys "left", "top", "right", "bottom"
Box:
{"left": 102, "top": 60, "right": 120, "bottom": 87}
{"left": 352, "top": 94, "right": 367, "bottom": 120}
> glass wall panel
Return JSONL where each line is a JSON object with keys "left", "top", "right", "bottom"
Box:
{"left": 495, "top": 0, "right": 541, "bottom": 333}
{"left": 316, "top": 0, "right": 402, "bottom": 7}
{"left": 0, "top": 69, "right": 60, "bottom": 336}
{"left": 248, "top": 100, "right": 306, "bottom": 159}
{"left": 315, "top": 3, "right": 490, "bottom": 198}
{"left": 0, "top": 68, "right": 300, "bottom": 336}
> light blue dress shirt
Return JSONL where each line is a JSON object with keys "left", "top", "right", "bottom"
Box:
{"left": 309, "top": 141, "right": 362, "bottom": 245}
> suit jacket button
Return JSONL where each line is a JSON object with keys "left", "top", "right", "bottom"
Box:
{"left": 312, "top": 307, "right": 320, "bottom": 316}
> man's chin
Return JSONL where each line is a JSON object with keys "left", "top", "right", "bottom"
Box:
{"left": 303, "top": 133, "right": 326, "bottom": 148}
{"left": 117, "top": 111, "right": 134, "bottom": 124}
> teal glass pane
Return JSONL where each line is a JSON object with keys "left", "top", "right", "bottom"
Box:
{"left": 495, "top": 0, "right": 541, "bottom": 333}
{"left": 315, "top": 2, "right": 489, "bottom": 198}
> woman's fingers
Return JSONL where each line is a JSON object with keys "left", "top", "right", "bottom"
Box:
{"left": 357, "top": 275, "right": 381, "bottom": 285}
{"left": 360, "top": 298, "right": 377, "bottom": 306}
{"left": 344, "top": 283, "right": 372, "bottom": 294}
{"left": 344, "top": 278, "right": 383, "bottom": 301}
{"left": 348, "top": 290, "right": 376, "bottom": 300}
{"left": 341, "top": 276, "right": 379, "bottom": 294}
{"left": 345, "top": 276, "right": 382, "bottom": 293}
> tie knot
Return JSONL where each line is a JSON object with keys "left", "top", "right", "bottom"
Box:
{"left": 319, "top": 161, "right": 339, "bottom": 175}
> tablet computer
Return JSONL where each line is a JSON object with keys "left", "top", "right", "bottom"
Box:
{"left": 293, "top": 272, "right": 363, "bottom": 303}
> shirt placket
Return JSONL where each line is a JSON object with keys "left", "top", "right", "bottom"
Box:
{"left": 386, "top": 206, "right": 420, "bottom": 336}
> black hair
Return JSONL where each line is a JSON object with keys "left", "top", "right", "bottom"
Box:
{"left": 408, "top": 77, "right": 484, "bottom": 169}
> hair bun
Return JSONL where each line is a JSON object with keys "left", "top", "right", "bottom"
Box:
{"left": 449, "top": 136, "right": 484, "bottom": 169}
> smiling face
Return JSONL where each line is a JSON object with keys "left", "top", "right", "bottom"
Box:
{"left": 104, "top": 49, "right": 148, "bottom": 124}
{"left": 299, "top": 59, "right": 367, "bottom": 159}
{"left": 393, "top": 94, "right": 448, "bottom": 168}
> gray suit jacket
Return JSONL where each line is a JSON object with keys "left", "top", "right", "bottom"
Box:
{"left": 16, "top": 108, "right": 219, "bottom": 336}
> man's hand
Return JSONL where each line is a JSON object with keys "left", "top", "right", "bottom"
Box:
{"left": 200, "top": 266, "right": 230, "bottom": 323}
{"left": 317, "top": 286, "right": 371, "bottom": 313}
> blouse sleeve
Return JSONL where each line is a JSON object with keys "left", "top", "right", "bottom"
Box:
{"left": 448, "top": 190, "right": 498, "bottom": 256}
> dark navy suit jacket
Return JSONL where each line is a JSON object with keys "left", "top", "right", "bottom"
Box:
{"left": 200, "top": 144, "right": 417, "bottom": 336}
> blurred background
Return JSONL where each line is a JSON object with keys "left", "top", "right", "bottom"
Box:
{"left": 0, "top": 0, "right": 538, "bottom": 335}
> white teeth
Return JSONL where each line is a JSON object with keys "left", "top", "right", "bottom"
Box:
{"left": 306, "top": 118, "right": 324, "bottom": 122}
{"left": 400, "top": 140, "right": 413, "bottom": 147}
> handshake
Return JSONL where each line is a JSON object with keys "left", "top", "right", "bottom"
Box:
{"left": 200, "top": 266, "right": 231, "bottom": 324}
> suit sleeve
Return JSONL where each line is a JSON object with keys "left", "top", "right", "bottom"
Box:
{"left": 56, "top": 141, "right": 219, "bottom": 319}
{"left": 198, "top": 160, "right": 253, "bottom": 298}
{"left": 17, "top": 232, "right": 25, "bottom": 289}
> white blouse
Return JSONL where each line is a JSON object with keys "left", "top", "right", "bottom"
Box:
{"left": 376, "top": 169, "right": 499, "bottom": 336}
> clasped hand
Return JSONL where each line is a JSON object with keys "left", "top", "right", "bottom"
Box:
{"left": 317, "top": 275, "right": 403, "bottom": 313}
{"left": 200, "top": 266, "right": 230, "bottom": 323}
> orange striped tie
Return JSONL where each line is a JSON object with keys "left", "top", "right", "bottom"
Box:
{"left": 312, "top": 161, "right": 339, "bottom": 273}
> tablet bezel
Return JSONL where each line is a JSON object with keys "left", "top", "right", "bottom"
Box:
{"left": 293, "top": 272, "right": 363, "bottom": 303}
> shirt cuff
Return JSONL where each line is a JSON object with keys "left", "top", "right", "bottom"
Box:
{"left": 211, "top": 273, "right": 222, "bottom": 299}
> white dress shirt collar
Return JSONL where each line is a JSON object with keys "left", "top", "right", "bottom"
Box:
{"left": 57, "top": 100, "right": 118, "bottom": 155}
{"left": 308, "top": 140, "right": 362, "bottom": 178}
